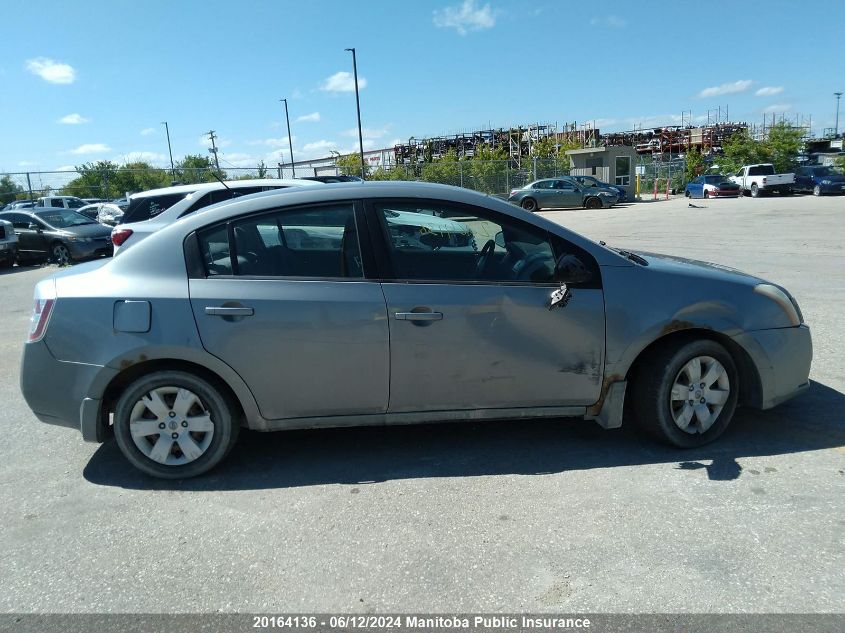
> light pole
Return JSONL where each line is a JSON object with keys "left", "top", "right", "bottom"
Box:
{"left": 280, "top": 98, "right": 295, "bottom": 177}
{"left": 345, "top": 47, "right": 366, "bottom": 179}
{"left": 835, "top": 92, "right": 843, "bottom": 138}
{"left": 161, "top": 121, "right": 175, "bottom": 178}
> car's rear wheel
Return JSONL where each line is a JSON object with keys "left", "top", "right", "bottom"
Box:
{"left": 113, "top": 370, "right": 239, "bottom": 478}
{"left": 750, "top": 184, "right": 760, "bottom": 198}
{"left": 630, "top": 339, "right": 739, "bottom": 448}
{"left": 521, "top": 198, "right": 538, "bottom": 212}
{"left": 684, "top": 190, "right": 691, "bottom": 198}
{"left": 703, "top": 190, "right": 710, "bottom": 199}
{"left": 585, "top": 197, "right": 602, "bottom": 209}
{"left": 51, "top": 242, "right": 72, "bottom": 266}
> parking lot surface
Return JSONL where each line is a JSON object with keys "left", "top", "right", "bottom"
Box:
{"left": 0, "top": 193, "right": 843, "bottom": 613}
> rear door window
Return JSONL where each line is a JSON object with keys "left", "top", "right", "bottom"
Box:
{"left": 123, "top": 193, "right": 188, "bottom": 223}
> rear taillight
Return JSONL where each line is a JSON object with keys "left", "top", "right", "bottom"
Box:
{"left": 28, "top": 281, "right": 56, "bottom": 343}
{"left": 111, "top": 228, "right": 133, "bottom": 246}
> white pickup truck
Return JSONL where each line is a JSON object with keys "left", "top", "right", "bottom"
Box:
{"left": 730, "top": 164, "right": 794, "bottom": 197}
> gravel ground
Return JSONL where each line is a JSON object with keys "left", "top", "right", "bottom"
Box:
{"left": 0, "top": 192, "right": 842, "bottom": 614}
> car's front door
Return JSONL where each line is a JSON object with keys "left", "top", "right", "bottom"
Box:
{"left": 369, "top": 199, "right": 605, "bottom": 414}
{"left": 9, "top": 213, "right": 49, "bottom": 259}
{"left": 551, "top": 179, "right": 583, "bottom": 207}
{"left": 188, "top": 201, "right": 390, "bottom": 421}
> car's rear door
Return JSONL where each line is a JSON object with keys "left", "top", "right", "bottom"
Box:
{"left": 368, "top": 198, "right": 605, "bottom": 414}
{"left": 187, "top": 200, "right": 389, "bottom": 421}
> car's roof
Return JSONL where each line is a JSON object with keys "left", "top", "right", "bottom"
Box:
{"left": 129, "top": 178, "right": 322, "bottom": 200}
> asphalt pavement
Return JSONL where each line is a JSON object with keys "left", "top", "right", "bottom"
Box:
{"left": 0, "top": 192, "right": 842, "bottom": 613}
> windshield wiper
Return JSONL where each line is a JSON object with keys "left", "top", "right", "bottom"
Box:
{"left": 612, "top": 248, "right": 648, "bottom": 266}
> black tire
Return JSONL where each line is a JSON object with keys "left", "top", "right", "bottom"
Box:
{"left": 684, "top": 190, "right": 691, "bottom": 198}
{"left": 51, "top": 242, "right": 72, "bottom": 266}
{"left": 113, "top": 370, "right": 240, "bottom": 479}
{"left": 630, "top": 339, "right": 739, "bottom": 448}
{"left": 703, "top": 190, "right": 710, "bottom": 199}
{"left": 813, "top": 185, "right": 821, "bottom": 196}
{"left": 521, "top": 197, "right": 538, "bottom": 212}
{"left": 750, "top": 184, "right": 760, "bottom": 198}
{"left": 585, "top": 197, "right": 602, "bottom": 209}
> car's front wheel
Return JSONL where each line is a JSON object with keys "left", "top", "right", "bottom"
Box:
{"left": 113, "top": 370, "right": 240, "bottom": 478}
{"left": 813, "top": 185, "right": 822, "bottom": 196}
{"left": 585, "top": 197, "right": 603, "bottom": 209}
{"left": 631, "top": 339, "right": 739, "bottom": 448}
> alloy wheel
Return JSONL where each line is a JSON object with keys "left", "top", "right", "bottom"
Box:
{"left": 129, "top": 386, "right": 215, "bottom": 466}
{"left": 52, "top": 244, "right": 71, "bottom": 266}
{"left": 668, "top": 355, "right": 730, "bottom": 434}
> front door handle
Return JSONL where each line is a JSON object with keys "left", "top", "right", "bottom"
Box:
{"left": 395, "top": 311, "right": 443, "bottom": 321}
{"left": 205, "top": 306, "right": 254, "bottom": 317}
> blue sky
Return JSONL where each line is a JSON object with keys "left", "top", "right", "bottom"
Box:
{"left": 2, "top": 0, "right": 843, "bottom": 173}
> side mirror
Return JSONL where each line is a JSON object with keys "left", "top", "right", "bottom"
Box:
{"left": 28, "top": 222, "right": 41, "bottom": 232}
{"left": 494, "top": 231, "right": 505, "bottom": 249}
{"left": 556, "top": 254, "right": 592, "bottom": 284}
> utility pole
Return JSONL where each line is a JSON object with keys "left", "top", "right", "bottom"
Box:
{"left": 206, "top": 130, "right": 220, "bottom": 173}
{"left": 344, "top": 47, "right": 366, "bottom": 179}
{"left": 835, "top": 92, "right": 843, "bottom": 137}
{"left": 161, "top": 121, "right": 175, "bottom": 179}
{"left": 280, "top": 98, "right": 295, "bottom": 177}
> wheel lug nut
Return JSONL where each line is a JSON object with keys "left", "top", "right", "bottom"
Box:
{"left": 181, "top": 421, "right": 188, "bottom": 427}
{"left": 171, "top": 432, "right": 178, "bottom": 439}
{"left": 689, "top": 385, "right": 694, "bottom": 391}
{"left": 700, "top": 398, "right": 706, "bottom": 404}
{"left": 158, "top": 422, "right": 165, "bottom": 429}
{"left": 169, "top": 412, "right": 176, "bottom": 418}
{"left": 700, "top": 383, "right": 705, "bottom": 388}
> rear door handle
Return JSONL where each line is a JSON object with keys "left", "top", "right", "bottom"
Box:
{"left": 205, "top": 306, "right": 254, "bottom": 317}
{"left": 395, "top": 311, "right": 443, "bottom": 321}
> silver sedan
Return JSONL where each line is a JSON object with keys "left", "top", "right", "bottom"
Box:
{"left": 508, "top": 178, "right": 617, "bottom": 211}
{"left": 20, "top": 182, "right": 811, "bottom": 478}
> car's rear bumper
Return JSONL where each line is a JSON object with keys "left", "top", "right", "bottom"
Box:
{"left": 20, "top": 340, "right": 117, "bottom": 441}
{"left": 67, "top": 240, "right": 113, "bottom": 260}
{"left": 732, "top": 324, "right": 812, "bottom": 409}
{"left": 712, "top": 190, "right": 740, "bottom": 197}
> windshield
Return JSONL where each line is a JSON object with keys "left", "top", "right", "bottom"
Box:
{"left": 812, "top": 167, "right": 835, "bottom": 177}
{"left": 35, "top": 210, "right": 96, "bottom": 228}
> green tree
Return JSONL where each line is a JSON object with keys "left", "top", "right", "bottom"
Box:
{"left": 421, "top": 149, "right": 462, "bottom": 186}
{"left": 332, "top": 151, "right": 369, "bottom": 178}
{"left": 175, "top": 154, "right": 225, "bottom": 184}
{"left": 684, "top": 146, "right": 705, "bottom": 182}
{"left": 718, "top": 129, "right": 770, "bottom": 174}
{"left": 61, "top": 161, "right": 120, "bottom": 198}
{"left": 466, "top": 145, "right": 509, "bottom": 194}
{"left": 835, "top": 155, "right": 845, "bottom": 174}
{"left": 0, "top": 174, "right": 23, "bottom": 204}
{"left": 766, "top": 122, "right": 804, "bottom": 173}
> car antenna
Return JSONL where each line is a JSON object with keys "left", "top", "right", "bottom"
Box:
{"left": 209, "top": 171, "right": 230, "bottom": 190}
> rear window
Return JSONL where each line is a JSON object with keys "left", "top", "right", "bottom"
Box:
{"left": 748, "top": 165, "right": 775, "bottom": 176}
{"left": 123, "top": 193, "right": 188, "bottom": 223}
{"left": 179, "top": 186, "right": 284, "bottom": 218}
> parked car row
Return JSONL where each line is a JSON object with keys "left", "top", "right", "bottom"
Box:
{"left": 0, "top": 208, "right": 114, "bottom": 265}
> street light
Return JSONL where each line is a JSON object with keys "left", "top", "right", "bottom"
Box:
{"left": 280, "top": 99, "right": 295, "bottom": 177}
{"left": 344, "top": 47, "right": 366, "bottom": 179}
{"left": 161, "top": 121, "right": 175, "bottom": 178}
{"left": 835, "top": 92, "right": 843, "bottom": 138}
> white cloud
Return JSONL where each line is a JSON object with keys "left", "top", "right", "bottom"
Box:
{"left": 221, "top": 152, "right": 259, "bottom": 168}
{"left": 763, "top": 103, "right": 791, "bottom": 113}
{"left": 697, "top": 80, "right": 753, "bottom": 99}
{"left": 25, "top": 57, "right": 76, "bottom": 84}
{"left": 54, "top": 165, "right": 77, "bottom": 172}
{"left": 755, "top": 86, "right": 784, "bottom": 97}
{"left": 140, "top": 127, "right": 156, "bottom": 136}
{"left": 433, "top": 0, "right": 497, "bottom": 35}
{"left": 320, "top": 71, "right": 367, "bottom": 92}
{"left": 295, "top": 112, "right": 321, "bottom": 123}
{"left": 67, "top": 143, "right": 111, "bottom": 155}
{"left": 291, "top": 88, "right": 304, "bottom": 100}
{"left": 58, "top": 113, "right": 89, "bottom": 125}
{"left": 302, "top": 140, "right": 339, "bottom": 154}
{"left": 591, "top": 118, "right": 618, "bottom": 128}
{"left": 247, "top": 136, "right": 294, "bottom": 148}
{"left": 590, "top": 15, "right": 626, "bottom": 28}
{"left": 18, "top": 160, "right": 38, "bottom": 167}
{"left": 198, "top": 135, "right": 231, "bottom": 149}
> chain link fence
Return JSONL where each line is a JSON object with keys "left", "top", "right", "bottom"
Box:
{"left": 2, "top": 157, "right": 694, "bottom": 205}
